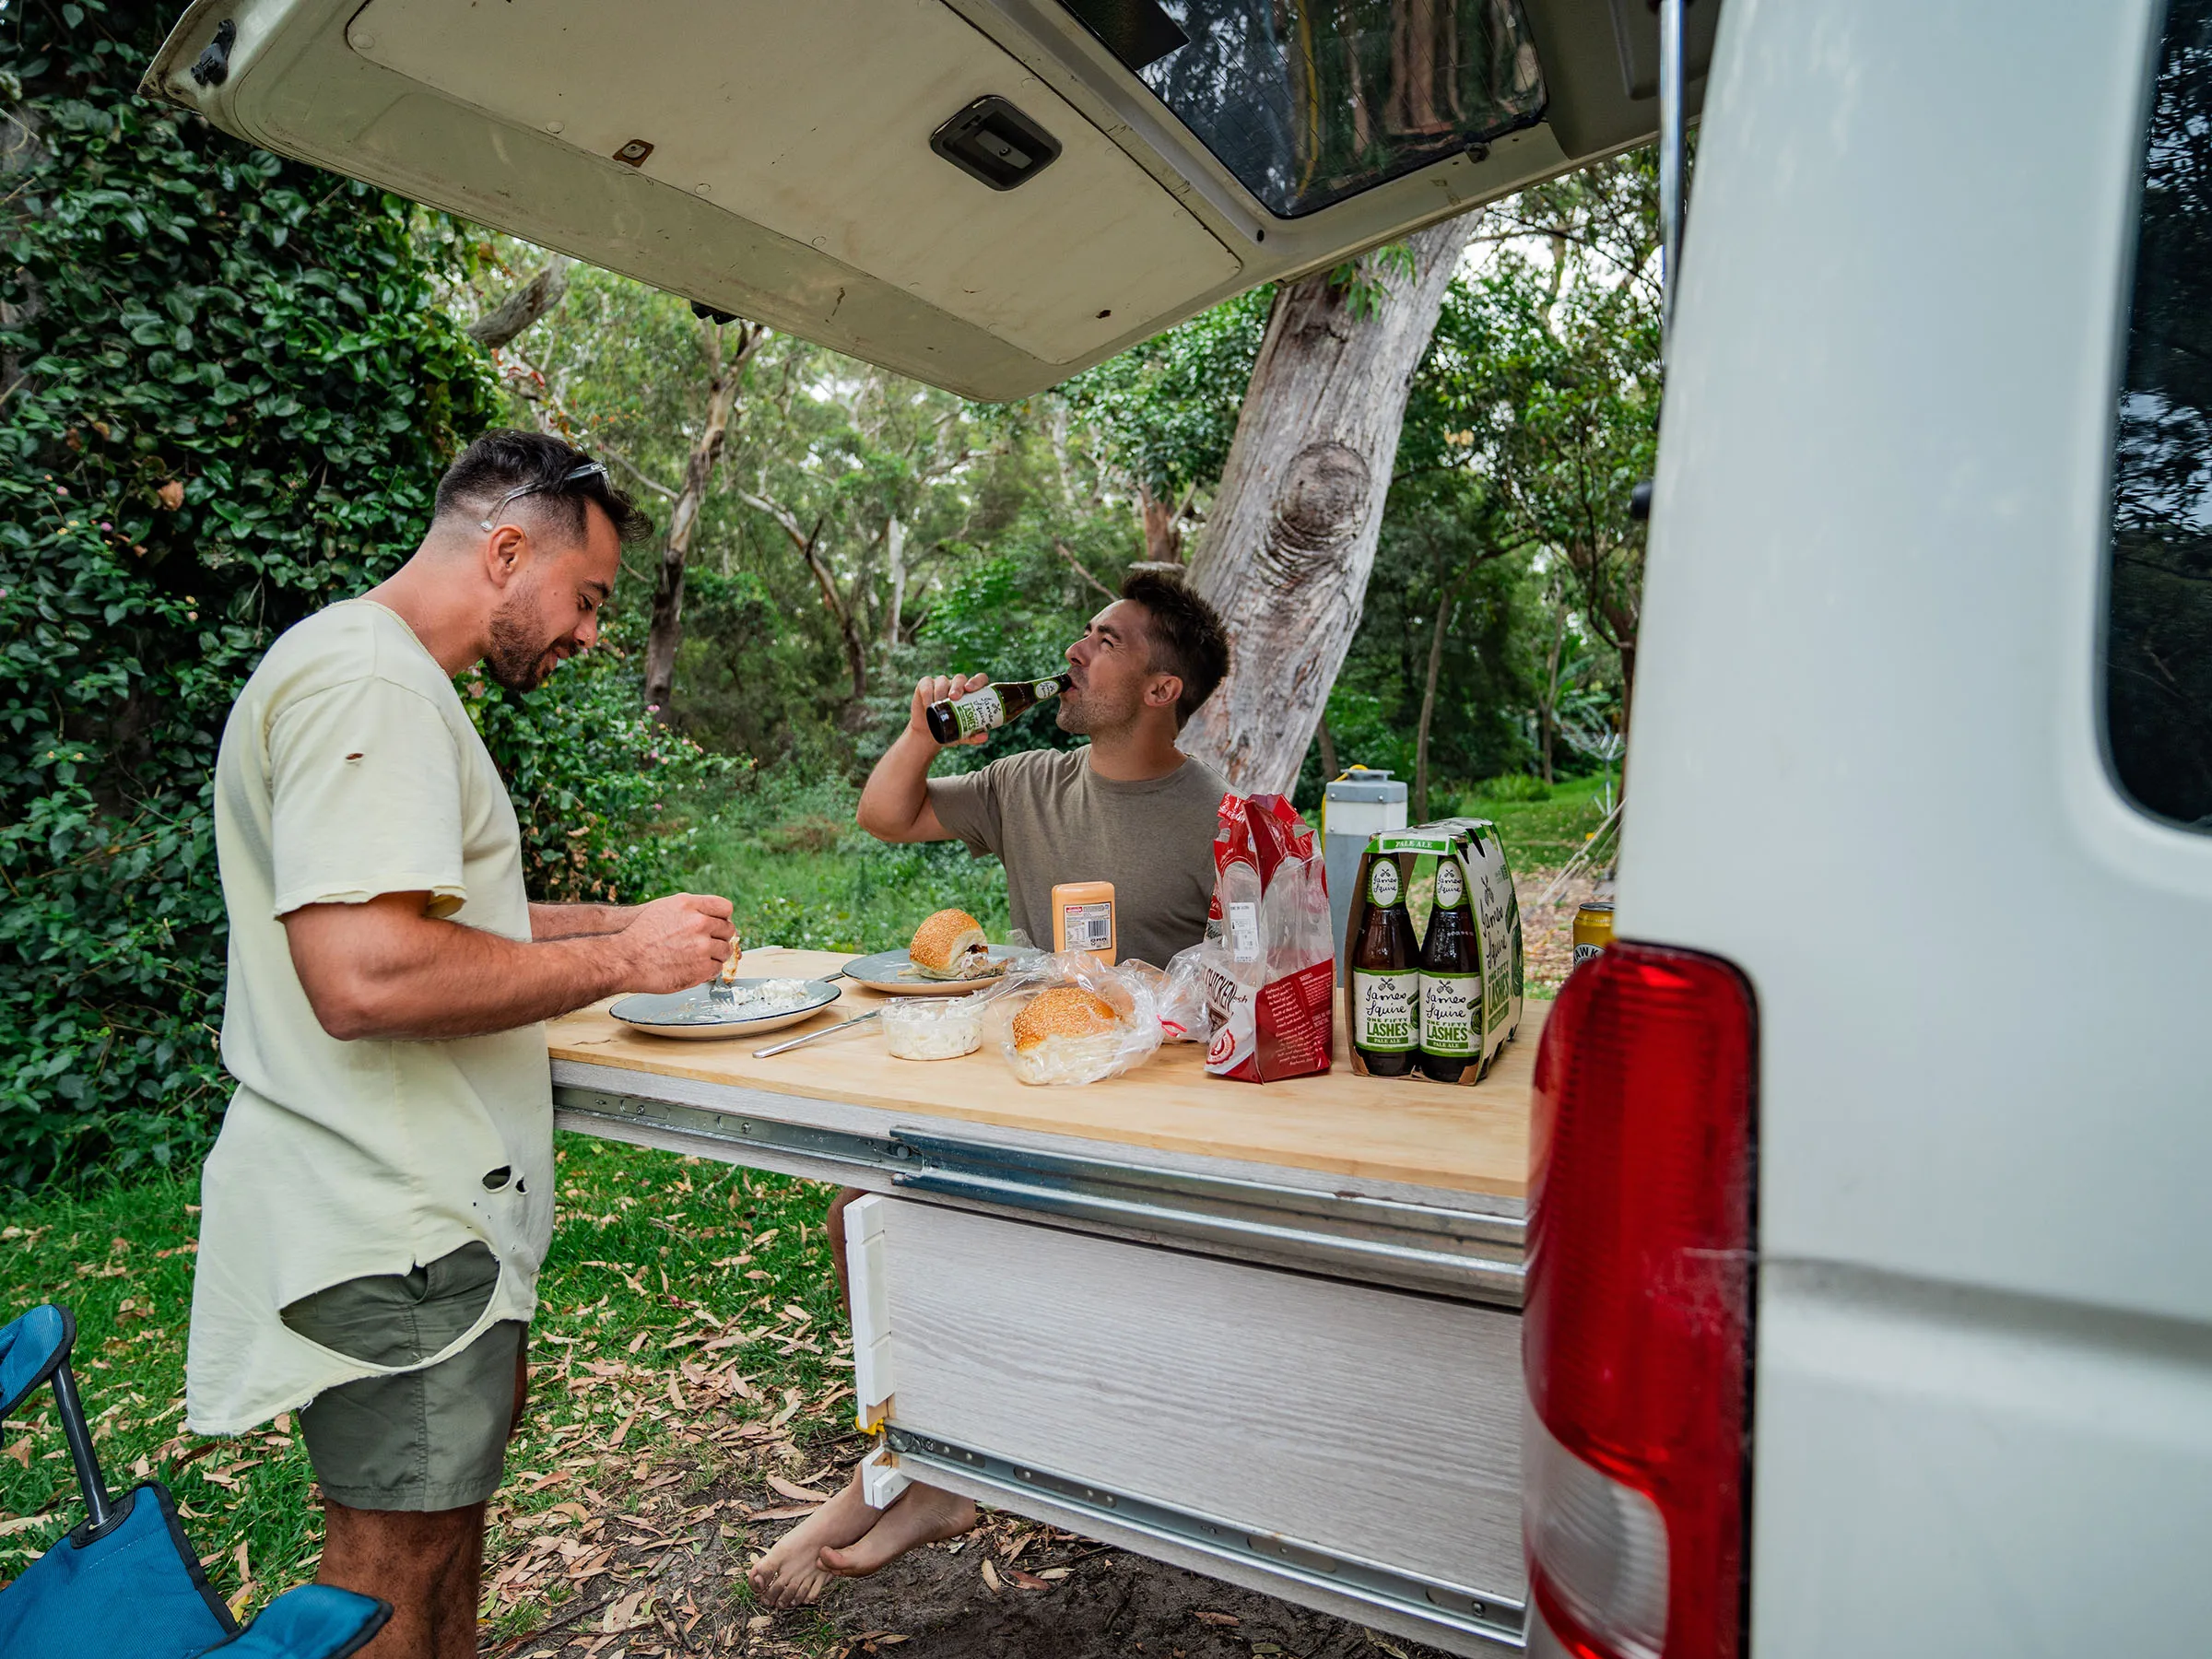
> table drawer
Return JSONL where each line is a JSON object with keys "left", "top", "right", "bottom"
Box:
{"left": 848, "top": 1194, "right": 1526, "bottom": 1653}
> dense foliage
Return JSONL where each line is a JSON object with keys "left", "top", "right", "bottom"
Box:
{"left": 0, "top": 2, "right": 702, "bottom": 1185}
{"left": 1, "top": 3, "right": 1663, "bottom": 1188}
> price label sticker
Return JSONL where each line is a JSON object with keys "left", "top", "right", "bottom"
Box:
{"left": 1063, "top": 902, "right": 1112, "bottom": 951}
{"left": 1228, "top": 901, "right": 1260, "bottom": 962}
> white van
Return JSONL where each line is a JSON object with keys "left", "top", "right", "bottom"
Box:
{"left": 148, "top": 3, "right": 2212, "bottom": 1654}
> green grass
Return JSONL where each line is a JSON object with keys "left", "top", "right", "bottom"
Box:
{"left": 673, "top": 771, "right": 1011, "bottom": 954}
{"left": 0, "top": 1140, "right": 860, "bottom": 1650}
{"left": 1454, "top": 771, "right": 1619, "bottom": 870}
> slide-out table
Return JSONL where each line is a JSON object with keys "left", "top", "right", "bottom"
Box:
{"left": 547, "top": 947, "right": 1537, "bottom": 1654}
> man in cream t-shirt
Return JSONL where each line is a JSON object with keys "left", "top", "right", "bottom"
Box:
{"left": 194, "top": 429, "right": 737, "bottom": 1659}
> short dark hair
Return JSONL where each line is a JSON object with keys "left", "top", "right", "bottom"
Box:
{"left": 432, "top": 428, "right": 654, "bottom": 547}
{"left": 1121, "top": 570, "right": 1229, "bottom": 727}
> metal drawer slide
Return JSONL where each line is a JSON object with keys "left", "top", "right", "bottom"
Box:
{"left": 553, "top": 1082, "right": 1523, "bottom": 1304}
{"left": 887, "top": 1425, "right": 1526, "bottom": 1652}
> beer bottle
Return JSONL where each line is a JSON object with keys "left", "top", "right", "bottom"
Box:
{"left": 1351, "top": 853, "right": 1419, "bottom": 1077}
{"left": 1418, "top": 855, "right": 1481, "bottom": 1083}
{"left": 925, "top": 673, "right": 1074, "bottom": 743}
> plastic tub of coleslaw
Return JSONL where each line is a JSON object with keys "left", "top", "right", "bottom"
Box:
{"left": 879, "top": 995, "right": 983, "bottom": 1061}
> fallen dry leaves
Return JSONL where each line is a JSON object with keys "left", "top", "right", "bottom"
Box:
{"left": 765, "top": 1474, "right": 830, "bottom": 1504}
{"left": 1514, "top": 865, "right": 1601, "bottom": 994}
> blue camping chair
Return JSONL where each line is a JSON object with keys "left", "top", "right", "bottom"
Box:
{"left": 0, "top": 1303, "right": 389, "bottom": 1659}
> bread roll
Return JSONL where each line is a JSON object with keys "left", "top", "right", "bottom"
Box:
{"left": 1008, "top": 987, "right": 1124, "bottom": 1085}
{"left": 910, "top": 908, "right": 992, "bottom": 979}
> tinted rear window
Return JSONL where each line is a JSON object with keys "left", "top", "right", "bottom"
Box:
{"left": 2109, "top": 0, "right": 2212, "bottom": 826}
{"left": 1061, "top": 0, "right": 1547, "bottom": 218}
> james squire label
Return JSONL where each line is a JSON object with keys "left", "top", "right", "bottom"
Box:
{"left": 948, "top": 687, "right": 1004, "bottom": 736}
{"left": 1435, "top": 860, "right": 1465, "bottom": 909}
{"left": 1420, "top": 972, "right": 1478, "bottom": 1057}
{"left": 1367, "top": 859, "right": 1401, "bottom": 909}
{"left": 1354, "top": 970, "right": 1418, "bottom": 1053}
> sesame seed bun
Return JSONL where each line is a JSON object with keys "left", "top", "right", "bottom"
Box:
{"left": 1012, "top": 987, "right": 1120, "bottom": 1051}
{"left": 910, "top": 909, "right": 991, "bottom": 979}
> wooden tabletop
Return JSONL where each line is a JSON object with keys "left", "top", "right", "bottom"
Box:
{"left": 546, "top": 947, "right": 1539, "bottom": 1199}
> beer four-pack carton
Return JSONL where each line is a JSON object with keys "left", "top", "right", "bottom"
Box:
{"left": 1343, "top": 818, "right": 1524, "bottom": 1083}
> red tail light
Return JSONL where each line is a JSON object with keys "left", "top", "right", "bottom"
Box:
{"left": 1524, "top": 942, "right": 1757, "bottom": 1659}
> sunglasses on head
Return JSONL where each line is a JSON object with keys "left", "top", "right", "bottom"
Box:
{"left": 477, "top": 462, "right": 609, "bottom": 533}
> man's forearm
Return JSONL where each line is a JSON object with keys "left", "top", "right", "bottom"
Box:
{"left": 856, "top": 729, "right": 939, "bottom": 841}
{"left": 312, "top": 916, "right": 639, "bottom": 1041}
{"left": 530, "top": 900, "right": 636, "bottom": 941}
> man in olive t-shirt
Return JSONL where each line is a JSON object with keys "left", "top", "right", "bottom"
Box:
{"left": 864, "top": 570, "right": 1232, "bottom": 969}
{"left": 746, "top": 571, "right": 1231, "bottom": 1610}
{"left": 926, "top": 740, "right": 1225, "bottom": 967}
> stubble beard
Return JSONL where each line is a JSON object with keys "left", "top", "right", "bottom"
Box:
{"left": 1056, "top": 688, "right": 1138, "bottom": 741}
{"left": 486, "top": 589, "right": 555, "bottom": 694}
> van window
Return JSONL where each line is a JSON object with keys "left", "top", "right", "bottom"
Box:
{"left": 2109, "top": 0, "right": 2212, "bottom": 827}
{"left": 1062, "top": 0, "right": 1547, "bottom": 218}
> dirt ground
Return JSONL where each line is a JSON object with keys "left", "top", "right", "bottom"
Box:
{"left": 1513, "top": 865, "right": 1604, "bottom": 995}
{"left": 831, "top": 1521, "right": 1455, "bottom": 1659}
{"left": 482, "top": 1451, "right": 1455, "bottom": 1659}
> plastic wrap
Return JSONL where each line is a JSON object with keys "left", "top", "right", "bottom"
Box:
{"left": 974, "top": 948, "right": 1164, "bottom": 1085}
{"left": 1204, "top": 794, "right": 1335, "bottom": 1081}
{"left": 1152, "top": 942, "right": 1214, "bottom": 1042}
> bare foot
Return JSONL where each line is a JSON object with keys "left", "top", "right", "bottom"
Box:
{"left": 818, "top": 1482, "right": 978, "bottom": 1580}
{"left": 747, "top": 1471, "right": 881, "bottom": 1608}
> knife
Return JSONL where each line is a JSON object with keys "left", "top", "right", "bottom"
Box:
{"left": 753, "top": 1008, "right": 878, "bottom": 1057}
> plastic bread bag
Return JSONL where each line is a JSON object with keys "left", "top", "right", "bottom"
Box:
{"left": 1204, "top": 793, "right": 1334, "bottom": 1081}
{"left": 973, "top": 947, "right": 1164, "bottom": 1085}
{"left": 1151, "top": 942, "right": 1214, "bottom": 1042}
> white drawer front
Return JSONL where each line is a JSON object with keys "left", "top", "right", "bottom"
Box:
{"left": 865, "top": 1196, "right": 1526, "bottom": 1633}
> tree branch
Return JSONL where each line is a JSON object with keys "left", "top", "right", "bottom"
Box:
{"left": 596, "top": 439, "right": 677, "bottom": 502}
{"left": 1053, "top": 538, "right": 1116, "bottom": 599}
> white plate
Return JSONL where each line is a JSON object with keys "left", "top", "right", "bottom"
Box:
{"left": 609, "top": 979, "right": 843, "bottom": 1041}
{"left": 841, "top": 945, "right": 1040, "bottom": 995}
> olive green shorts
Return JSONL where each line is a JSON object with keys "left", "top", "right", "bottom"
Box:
{"left": 281, "top": 1242, "right": 525, "bottom": 1512}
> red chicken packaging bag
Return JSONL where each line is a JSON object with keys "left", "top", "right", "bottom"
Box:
{"left": 1204, "top": 794, "right": 1334, "bottom": 1081}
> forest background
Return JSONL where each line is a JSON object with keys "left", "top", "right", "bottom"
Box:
{"left": 1, "top": 0, "right": 1656, "bottom": 1189}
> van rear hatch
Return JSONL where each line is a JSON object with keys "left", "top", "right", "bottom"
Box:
{"left": 144, "top": 0, "right": 1718, "bottom": 397}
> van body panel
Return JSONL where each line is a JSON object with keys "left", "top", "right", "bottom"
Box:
{"left": 1630, "top": 0, "right": 2197, "bottom": 1320}
{"left": 1629, "top": 0, "right": 2211, "bottom": 1648}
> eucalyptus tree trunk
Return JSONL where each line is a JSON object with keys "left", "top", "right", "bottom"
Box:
{"left": 642, "top": 320, "right": 767, "bottom": 712}
{"left": 884, "top": 514, "right": 906, "bottom": 647}
{"left": 1412, "top": 574, "right": 1461, "bottom": 825}
{"left": 1182, "top": 213, "right": 1481, "bottom": 794}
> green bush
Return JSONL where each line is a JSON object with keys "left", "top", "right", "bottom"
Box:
{"left": 0, "top": 3, "right": 700, "bottom": 1186}
{"left": 463, "top": 645, "right": 728, "bottom": 905}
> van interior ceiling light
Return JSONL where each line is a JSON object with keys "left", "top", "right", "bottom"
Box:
{"left": 929, "top": 97, "right": 1063, "bottom": 191}
{"left": 1524, "top": 943, "right": 1757, "bottom": 1659}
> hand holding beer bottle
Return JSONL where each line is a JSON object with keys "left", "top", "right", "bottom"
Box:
{"left": 917, "top": 670, "right": 1073, "bottom": 745}
{"left": 911, "top": 673, "right": 995, "bottom": 747}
